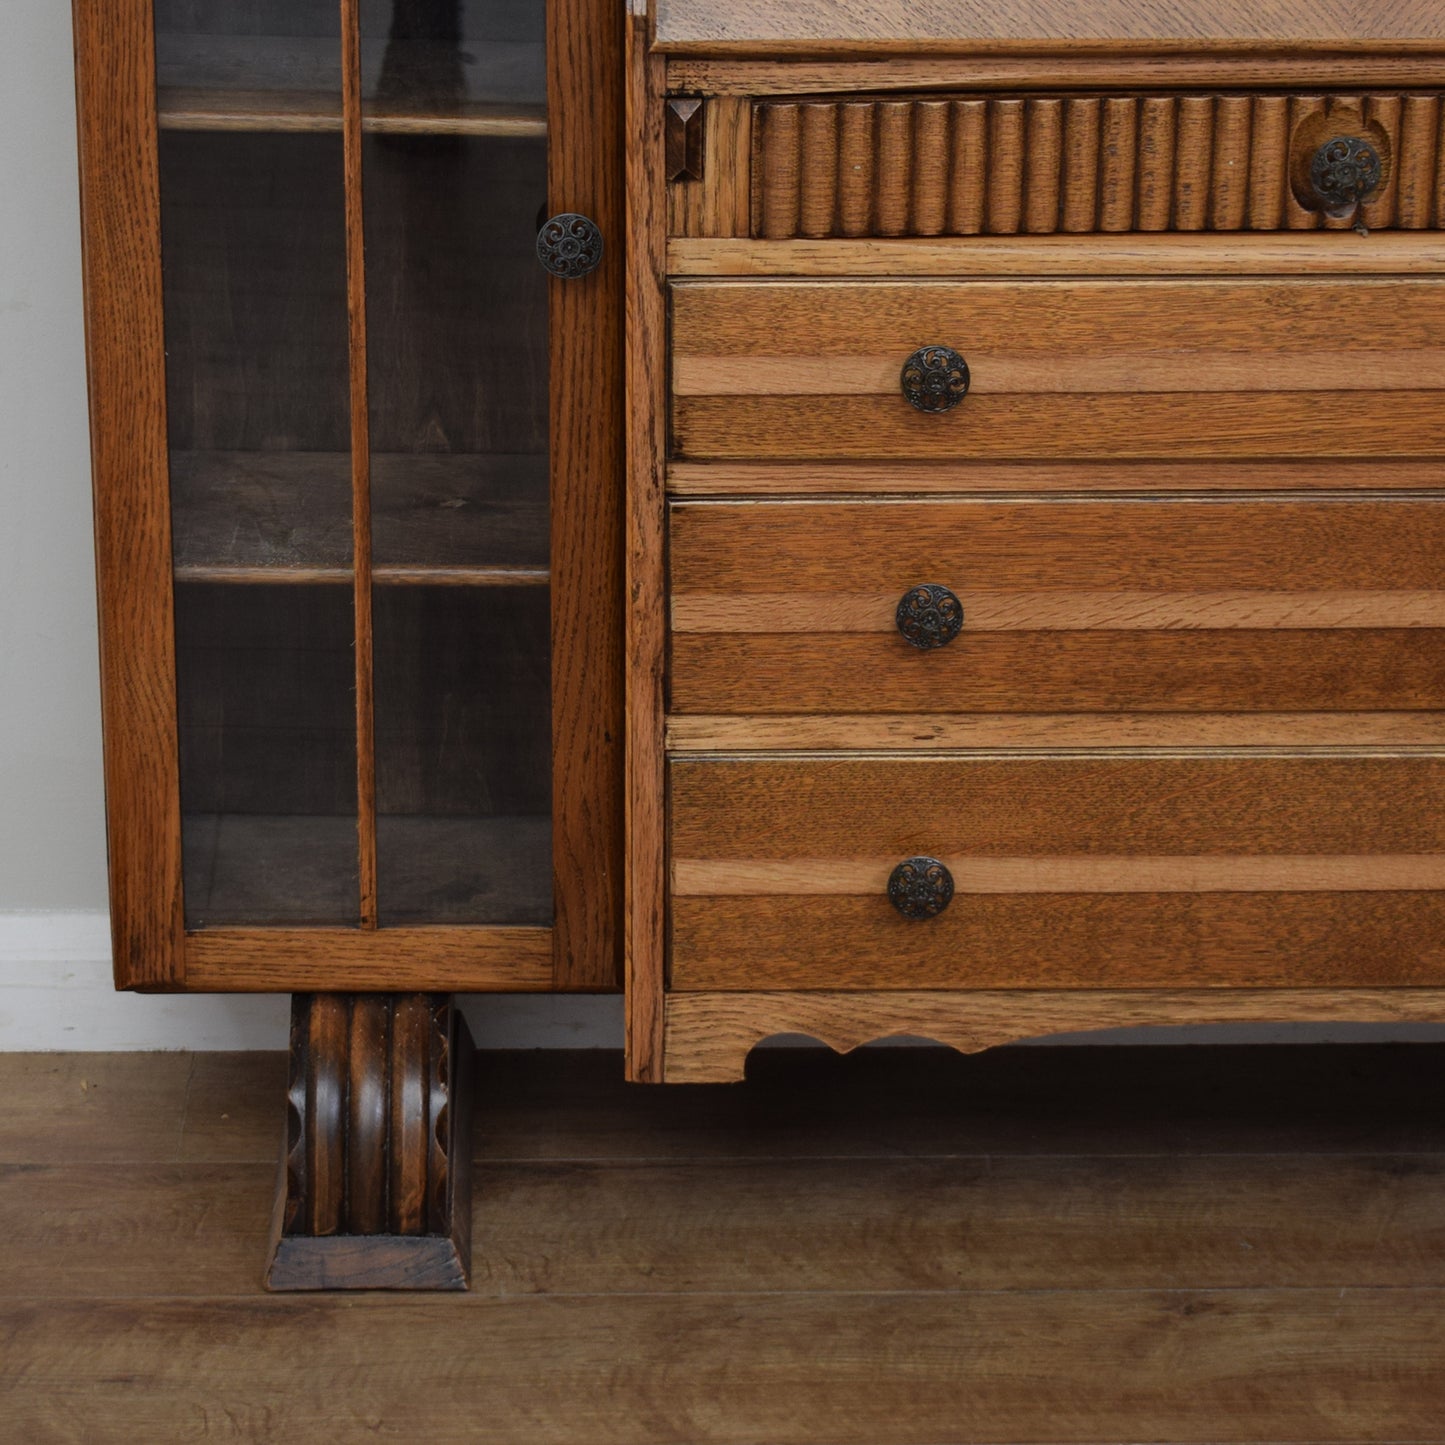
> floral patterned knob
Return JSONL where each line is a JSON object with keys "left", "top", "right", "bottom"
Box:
{"left": 536, "top": 213, "right": 603, "bottom": 279}
{"left": 888, "top": 856, "right": 955, "bottom": 920}
{"left": 900, "top": 346, "right": 970, "bottom": 413}
{"left": 1309, "top": 136, "right": 1382, "bottom": 213}
{"left": 896, "top": 584, "right": 964, "bottom": 650}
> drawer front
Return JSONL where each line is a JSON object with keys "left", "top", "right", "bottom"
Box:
{"left": 669, "top": 498, "right": 1445, "bottom": 716}
{"left": 670, "top": 278, "right": 1445, "bottom": 461}
{"left": 669, "top": 755, "right": 1445, "bottom": 991}
{"left": 751, "top": 93, "right": 1445, "bottom": 239}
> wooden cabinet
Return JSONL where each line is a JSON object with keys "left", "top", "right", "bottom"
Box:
{"left": 74, "top": 0, "right": 623, "bottom": 995}
{"left": 624, "top": 2, "right": 1445, "bottom": 1084}
{"left": 73, "top": 0, "right": 623, "bottom": 1285}
{"left": 74, "top": 0, "right": 1445, "bottom": 1284}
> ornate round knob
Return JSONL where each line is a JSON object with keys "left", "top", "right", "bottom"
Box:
{"left": 901, "top": 346, "right": 970, "bottom": 413}
{"left": 536, "top": 213, "right": 603, "bottom": 278}
{"left": 896, "top": 584, "right": 964, "bottom": 650}
{"left": 888, "top": 856, "right": 954, "bottom": 920}
{"left": 1309, "top": 136, "right": 1382, "bottom": 212}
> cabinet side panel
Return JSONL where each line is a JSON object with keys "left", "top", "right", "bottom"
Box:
{"left": 73, "top": 0, "right": 185, "bottom": 987}
{"left": 625, "top": 12, "right": 670, "bottom": 1080}
{"left": 549, "top": 0, "right": 627, "bottom": 989}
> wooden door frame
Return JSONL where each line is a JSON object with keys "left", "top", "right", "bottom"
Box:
{"left": 74, "top": 0, "right": 626, "bottom": 992}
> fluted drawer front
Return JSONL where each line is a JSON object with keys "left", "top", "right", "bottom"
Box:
{"left": 670, "top": 278, "right": 1445, "bottom": 461}
{"left": 668, "top": 755, "right": 1445, "bottom": 992}
{"left": 751, "top": 92, "right": 1445, "bottom": 239}
{"left": 668, "top": 497, "right": 1445, "bottom": 718}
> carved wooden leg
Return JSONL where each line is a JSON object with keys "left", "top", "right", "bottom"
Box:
{"left": 264, "top": 993, "right": 475, "bottom": 1291}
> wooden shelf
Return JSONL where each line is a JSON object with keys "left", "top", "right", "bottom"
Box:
{"left": 170, "top": 451, "right": 549, "bottom": 585}
{"left": 155, "top": 34, "right": 546, "bottom": 135}
{"left": 182, "top": 813, "right": 552, "bottom": 928}
{"left": 158, "top": 89, "right": 547, "bottom": 137}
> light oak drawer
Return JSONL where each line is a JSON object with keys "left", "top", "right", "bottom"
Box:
{"left": 669, "top": 755, "right": 1445, "bottom": 992}
{"left": 669, "top": 498, "right": 1445, "bottom": 718}
{"left": 749, "top": 92, "right": 1445, "bottom": 240}
{"left": 669, "top": 278, "right": 1445, "bottom": 461}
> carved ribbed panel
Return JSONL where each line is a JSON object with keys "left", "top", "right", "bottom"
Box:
{"left": 752, "top": 93, "right": 1445, "bottom": 237}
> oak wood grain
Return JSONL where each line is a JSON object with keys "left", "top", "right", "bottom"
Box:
{"left": 672, "top": 276, "right": 1445, "bottom": 358}
{"left": 667, "top": 712, "right": 1445, "bottom": 752}
{"left": 181, "top": 926, "right": 553, "bottom": 991}
{"left": 663, "top": 991, "right": 1445, "bottom": 1083}
{"left": 653, "top": 1, "right": 1445, "bottom": 51}
{"left": 548, "top": 0, "right": 626, "bottom": 989}
{"left": 743, "top": 90, "right": 1442, "bottom": 238}
{"left": 671, "top": 497, "right": 1445, "bottom": 592}
{"left": 667, "top": 95, "right": 752, "bottom": 238}
{"left": 667, "top": 231, "right": 1445, "bottom": 274}
{"left": 669, "top": 496, "right": 1445, "bottom": 715}
{"left": 671, "top": 892, "right": 1445, "bottom": 991}
{"left": 671, "top": 755, "right": 1445, "bottom": 860}
{"left": 675, "top": 854, "right": 1445, "bottom": 897}
{"left": 73, "top": 0, "right": 185, "bottom": 987}
{"left": 668, "top": 55, "right": 1445, "bottom": 97}
{"left": 341, "top": 0, "right": 377, "bottom": 931}
{"left": 671, "top": 629, "right": 1445, "bottom": 715}
{"left": 675, "top": 389, "right": 1445, "bottom": 461}
{"left": 670, "top": 278, "right": 1445, "bottom": 458}
{"left": 624, "top": 10, "right": 669, "bottom": 1081}
{"left": 664, "top": 457, "right": 1445, "bottom": 493}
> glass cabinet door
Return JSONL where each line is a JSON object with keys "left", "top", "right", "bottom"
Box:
{"left": 85, "top": 0, "right": 624, "bottom": 983}
{"left": 158, "top": 0, "right": 358, "bottom": 925}
{"left": 359, "top": 0, "right": 553, "bottom": 926}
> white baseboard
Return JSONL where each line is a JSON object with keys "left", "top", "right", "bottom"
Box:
{"left": 2, "top": 910, "right": 1442, "bottom": 1051}
{"left": 0, "top": 910, "right": 624, "bottom": 1051}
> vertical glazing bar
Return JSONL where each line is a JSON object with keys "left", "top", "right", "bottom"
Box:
{"left": 340, "top": 0, "right": 378, "bottom": 929}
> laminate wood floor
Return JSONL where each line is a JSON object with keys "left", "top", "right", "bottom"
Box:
{"left": 2, "top": 1043, "right": 1444, "bottom": 1443}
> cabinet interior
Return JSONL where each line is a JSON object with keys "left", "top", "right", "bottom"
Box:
{"left": 155, "top": 0, "right": 553, "bottom": 930}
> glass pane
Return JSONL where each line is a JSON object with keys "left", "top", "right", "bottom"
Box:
{"left": 362, "top": 1, "right": 552, "bottom": 931}
{"left": 363, "top": 131, "right": 550, "bottom": 574}
{"left": 176, "top": 586, "right": 359, "bottom": 926}
{"left": 360, "top": 0, "right": 545, "bottom": 125}
{"left": 154, "top": 0, "right": 345, "bottom": 127}
{"left": 156, "top": 2, "right": 357, "bottom": 927}
{"left": 373, "top": 587, "right": 552, "bottom": 925}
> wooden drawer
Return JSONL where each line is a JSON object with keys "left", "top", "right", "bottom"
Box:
{"left": 669, "top": 497, "right": 1445, "bottom": 719}
{"left": 669, "top": 755, "right": 1445, "bottom": 991}
{"left": 670, "top": 278, "right": 1445, "bottom": 461}
{"left": 750, "top": 93, "right": 1445, "bottom": 239}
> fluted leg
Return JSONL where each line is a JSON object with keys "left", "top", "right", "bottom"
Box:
{"left": 264, "top": 993, "right": 474, "bottom": 1291}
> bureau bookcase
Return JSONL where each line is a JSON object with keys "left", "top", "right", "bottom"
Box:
{"left": 624, "top": 1, "right": 1445, "bottom": 1082}
{"left": 77, "top": 0, "right": 1445, "bottom": 1290}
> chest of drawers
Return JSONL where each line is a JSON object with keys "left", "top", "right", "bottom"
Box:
{"left": 623, "top": 1, "right": 1445, "bottom": 1082}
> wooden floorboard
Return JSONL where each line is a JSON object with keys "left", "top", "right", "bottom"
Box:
{"left": 2, "top": 1045, "right": 1444, "bottom": 1442}
{"left": 4, "top": 1290, "right": 1445, "bottom": 1443}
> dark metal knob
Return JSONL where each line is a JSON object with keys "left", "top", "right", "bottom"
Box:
{"left": 536, "top": 213, "right": 603, "bottom": 278}
{"left": 896, "top": 584, "right": 964, "bottom": 650}
{"left": 901, "top": 346, "right": 970, "bottom": 413}
{"left": 1309, "top": 136, "right": 1382, "bottom": 213}
{"left": 888, "top": 857, "right": 954, "bottom": 920}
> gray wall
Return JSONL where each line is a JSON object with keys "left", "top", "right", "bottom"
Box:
{"left": 0, "top": 0, "right": 110, "bottom": 912}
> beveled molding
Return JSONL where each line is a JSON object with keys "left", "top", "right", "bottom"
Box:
{"left": 661, "top": 989, "right": 1445, "bottom": 1083}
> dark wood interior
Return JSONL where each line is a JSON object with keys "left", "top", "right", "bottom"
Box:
{"left": 157, "top": 36, "right": 556, "bottom": 934}
{"left": 154, "top": 0, "right": 546, "bottom": 132}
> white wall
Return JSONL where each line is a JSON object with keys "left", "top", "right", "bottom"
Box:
{"left": 1, "top": 3, "right": 1440, "bottom": 1052}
